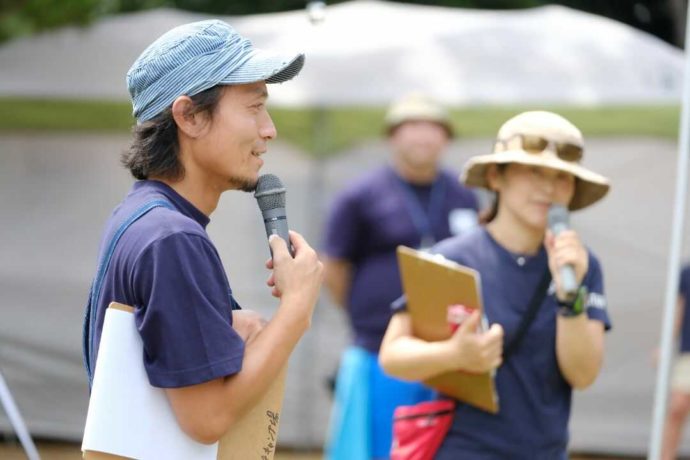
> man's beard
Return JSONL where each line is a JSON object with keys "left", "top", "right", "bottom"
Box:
{"left": 228, "top": 175, "right": 258, "bottom": 193}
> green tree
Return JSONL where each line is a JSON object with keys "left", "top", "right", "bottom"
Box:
{"left": 0, "top": 0, "right": 102, "bottom": 42}
{"left": 0, "top": 0, "right": 685, "bottom": 46}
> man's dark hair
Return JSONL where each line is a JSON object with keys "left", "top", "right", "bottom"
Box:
{"left": 122, "top": 85, "right": 225, "bottom": 180}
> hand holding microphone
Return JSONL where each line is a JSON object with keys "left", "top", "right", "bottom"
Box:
{"left": 546, "top": 204, "right": 589, "bottom": 303}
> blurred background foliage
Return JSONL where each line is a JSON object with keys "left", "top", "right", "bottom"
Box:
{"left": 0, "top": 0, "right": 686, "bottom": 46}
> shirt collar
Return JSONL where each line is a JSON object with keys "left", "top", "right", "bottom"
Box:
{"left": 482, "top": 228, "right": 547, "bottom": 270}
{"left": 134, "top": 180, "right": 211, "bottom": 228}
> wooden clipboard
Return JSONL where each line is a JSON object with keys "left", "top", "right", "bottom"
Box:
{"left": 83, "top": 302, "right": 286, "bottom": 460}
{"left": 397, "top": 246, "right": 498, "bottom": 413}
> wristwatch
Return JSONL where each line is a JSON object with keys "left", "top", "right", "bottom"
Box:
{"left": 557, "top": 286, "right": 588, "bottom": 317}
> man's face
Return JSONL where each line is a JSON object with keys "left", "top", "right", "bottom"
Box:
{"left": 192, "top": 81, "right": 276, "bottom": 192}
{"left": 389, "top": 120, "right": 450, "bottom": 170}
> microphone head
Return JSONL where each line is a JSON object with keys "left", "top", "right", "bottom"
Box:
{"left": 254, "top": 174, "right": 286, "bottom": 211}
{"left": 548, "top": 204, "right": 569, "bottom": 230}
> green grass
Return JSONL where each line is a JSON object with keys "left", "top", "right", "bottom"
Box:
{"left": 0, "top": 98, "right": 681, "bottom": 157}
{"left": 0, "top": 98, "right": 135, "bottom": 132}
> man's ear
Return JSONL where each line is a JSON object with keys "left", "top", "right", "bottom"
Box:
{"left": 171, "top": 96, "right": 207, "bottom": 138}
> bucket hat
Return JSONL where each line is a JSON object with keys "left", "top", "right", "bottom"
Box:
{"left": 384, "top": 93, "right": 454, "bottom": 137}
{"left": 127, "top": 19, "right": 305, "bottom": 122}
{"left": 462, "top": 111, "right": 610, "bottom": 210}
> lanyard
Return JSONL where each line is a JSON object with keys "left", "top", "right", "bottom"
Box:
{"left": 392, "top": 169, "right": 446, "bottom": 250}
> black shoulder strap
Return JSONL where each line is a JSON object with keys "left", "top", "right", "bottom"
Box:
{"left": 503, "top": 269, "right": 552, "bottom": 360}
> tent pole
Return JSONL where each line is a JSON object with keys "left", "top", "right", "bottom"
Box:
{"left": 0, "top": 370, "right": 40, "bottom": 460}
{"left": 648, "top": 3, "right": 690, "bottom": 458}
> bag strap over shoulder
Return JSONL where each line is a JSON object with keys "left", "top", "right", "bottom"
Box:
{"left": 82, "top": 199, "right": 173, "bottom": 387}
{"left": 502, "top": 269, "right": 552, "bottom": 360}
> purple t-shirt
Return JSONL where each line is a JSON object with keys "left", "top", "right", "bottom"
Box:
{"left": 323, "top": 165, "right": 478, "bottom": 352}
{"left": 679, "top": 265, "right": 690, "bottom": 352}
{"left": 90, "top": 180, "right": 245, "bottom": 388}
{"left": 393, "top": 228, "right": 611, "bottom": 459}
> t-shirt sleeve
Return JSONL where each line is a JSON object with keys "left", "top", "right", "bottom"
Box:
{"left": 322, "top": 188, "right": 364, "bottom": 261}
{"left": 132, "top": 232, "right": 245, "bottom": 388}
{"left": 583, "top": 252, "right": 611, "bottom": 331}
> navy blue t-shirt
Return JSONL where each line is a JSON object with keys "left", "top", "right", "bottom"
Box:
{"left": 90, "top": 180, "right": 245, "bottom": 388}
{"left": 679, "top": 265, "right": 690, "bottom": 352}
{"left": 323, "top": 165, "right": 479, "bottom": 352}
{"left": 392, "top": 228, "right": 611, "bottom": 459}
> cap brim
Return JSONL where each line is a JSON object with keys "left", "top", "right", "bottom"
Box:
{"left": 462, "top": 150, "right": 610, "bottom": 211}
{"left": 219, "top": 49, "right": 305, "bottom": 85}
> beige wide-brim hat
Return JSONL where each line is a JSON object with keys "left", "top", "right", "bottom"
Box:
{"left": 384, "top": 93, "right": 454, "bottom": 137}
{"left": 462, "top": 111, "right": 610, "bottom": 211}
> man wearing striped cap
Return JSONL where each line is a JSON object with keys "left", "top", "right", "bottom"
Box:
{"left": 82, "top": 19, "right": 323, "bottom": 444}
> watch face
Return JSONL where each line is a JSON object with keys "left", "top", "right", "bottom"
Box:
{"left": 557, "top": 286, "right": 587, "bottom": 317}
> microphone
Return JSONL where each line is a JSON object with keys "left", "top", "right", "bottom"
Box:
{"left": 547, "top": 204, "right": 578, "bottom": 302}
{"left": 254, "top": 174, "right": 294, "bottom": 257}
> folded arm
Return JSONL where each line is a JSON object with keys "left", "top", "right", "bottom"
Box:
{"left": 379, "top": 310, "right": 503, "bottom": 382}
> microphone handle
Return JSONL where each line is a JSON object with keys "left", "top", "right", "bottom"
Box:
{"left": 559, "top": 265, "right": 579, "bottom": 302}
{"left": 262, "top": 207, "right": 295, "bottom": 257}
{"left": 551, "top": 222, "right": 578, "bottom": 301}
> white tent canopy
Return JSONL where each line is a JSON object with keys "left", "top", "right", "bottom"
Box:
{"left": 0, "top": 0, "right": 684, "bottom": 106}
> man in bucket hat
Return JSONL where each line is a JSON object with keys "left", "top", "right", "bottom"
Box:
{"left": 380, "top": 110, "right": 611, "bottom": 459}
{"left": 82, "top": 20, "right": 323, "bottom": 444}
{"left": 322, "top": 93, "right": 480, "bottom": 459}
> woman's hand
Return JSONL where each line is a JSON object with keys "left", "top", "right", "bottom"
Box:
{"left": 544, "top": 229, "right": 588, "bottom": 301}
{"left": 441, "top": 310, "right": 504, "bottom": 373}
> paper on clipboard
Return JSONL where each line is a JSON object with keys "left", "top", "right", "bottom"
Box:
{"left": 396, "top": 246, "right": 498, "bottom": 413}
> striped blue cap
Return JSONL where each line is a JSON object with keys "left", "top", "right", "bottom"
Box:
{"left": 127, "top": 20, "right": 304, "bottom": 122}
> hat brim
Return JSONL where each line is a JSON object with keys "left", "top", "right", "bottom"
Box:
{"left": 219, "top": 49, "right": 305, "bottom": 85}
{"left": 462, "top": 150, "right": 610, "bottom": 211}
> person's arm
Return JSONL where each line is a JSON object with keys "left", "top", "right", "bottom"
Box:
{"left": 675, "top": 295, "right": 686, "bottom": 340}
{"left": 323, "top": 256, "right": 352, "bottom": 308}
{"left": 321, "top": 188, "right": 363, "bottom": 308}
{"left": 379, "top": 310, "right": 504, "bottom": 382}
{"left": 556, "top": 315, "right": 605, "bottom": 389}
{"left": 546, "top": 229, "right": 605, "bottom": 389}
{"left": 165, "top": 232, "right": 323, "bottom": 444}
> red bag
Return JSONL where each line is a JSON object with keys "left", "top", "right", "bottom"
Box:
{"left": 390, "top": 399, "right": 455, "bottom": 460}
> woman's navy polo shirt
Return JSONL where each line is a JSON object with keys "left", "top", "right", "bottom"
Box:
{"left": 392, "top": 228, "right": 611, "bottom": 459}
{"left": 91, "top": 180, "right": 245, "bottom": 388}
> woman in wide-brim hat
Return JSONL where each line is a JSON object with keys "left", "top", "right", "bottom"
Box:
{"left": 380, "top": 111, "right": 612, "bottom": 459}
